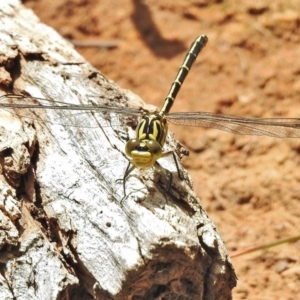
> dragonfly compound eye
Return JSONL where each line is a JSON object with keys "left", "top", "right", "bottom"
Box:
{"left": 145, "top": 140, "right": 162, "bottom": 158}
{"left": 125, "top": 139, "right": 140, "bottom": 158}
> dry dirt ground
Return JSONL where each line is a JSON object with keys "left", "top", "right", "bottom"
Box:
{"left": 23, "top": 0, "right": 300, "bottom": 299}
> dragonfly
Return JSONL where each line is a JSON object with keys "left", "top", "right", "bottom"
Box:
{"left": 2, "top": 35, "right": 300, "bottom": 198}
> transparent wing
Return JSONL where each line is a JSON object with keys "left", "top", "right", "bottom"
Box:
{"left": 167, "top": 112, "right": 300, "bottom": 138}
{"left": 0, "top": 94, "right": 142, "bottom": 128}
{"left": 3, "top": 94, "right": 300, "bottom": 138}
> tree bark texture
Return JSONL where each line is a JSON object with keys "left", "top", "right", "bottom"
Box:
{"left": 0, "top": 1, "right": 236, "bottom": 299}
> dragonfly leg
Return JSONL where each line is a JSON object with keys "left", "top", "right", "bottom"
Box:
{"left": 156, "top": 150, "right": 184, "bottom": 198}
{"left": 161, "top": 151, "right": 183, "bottom": 180}
{"left": 119, "top": 161, "right": 135, "bottom": 205}
{"left": 120, "top": 151, "right": 182, "bottom": 204}
{"left": 155, "top": 161, "right": 173, "bottom": 200}
{"left": 171, "top": 151, "right": 183, "bottom": 180}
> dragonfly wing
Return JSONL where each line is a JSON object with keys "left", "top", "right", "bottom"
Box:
{"left": 167, "top": 112, "right": 300, "bottom": 138}
{"left": 0, "top": 94, "right": 141, "bottom": 129}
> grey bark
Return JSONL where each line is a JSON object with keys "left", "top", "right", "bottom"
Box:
{"left": 0, "top": 0, "right": 236, "bottom": 299}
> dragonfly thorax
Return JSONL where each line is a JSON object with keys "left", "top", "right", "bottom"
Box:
{"left": 125, "top": 113, "right": 168, "bottom": 168}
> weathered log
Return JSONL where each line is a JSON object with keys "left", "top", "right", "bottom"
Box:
{"left": 0, "top": 0, "right": 236, "bottom": 299}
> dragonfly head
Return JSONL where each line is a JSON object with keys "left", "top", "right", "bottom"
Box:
{"left": 125, "top": 138, "right": 162, "bottom": 168}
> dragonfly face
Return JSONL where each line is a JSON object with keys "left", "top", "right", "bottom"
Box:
{"left": 125, "top": 113, "right": 168, "bottom": 168}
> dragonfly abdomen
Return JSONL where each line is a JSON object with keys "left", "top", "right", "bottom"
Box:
{"left": 159, "top": 35, "right": 208, "bottom": 115}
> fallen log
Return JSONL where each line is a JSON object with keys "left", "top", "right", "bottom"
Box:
{"left": 0, "top": 0, "right": 236, "bottom": 299}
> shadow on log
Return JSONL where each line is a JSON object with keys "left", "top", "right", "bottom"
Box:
{"left": 0, "top": 0, "right": 236, "bottom": 299}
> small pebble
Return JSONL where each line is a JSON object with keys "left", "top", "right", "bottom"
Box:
{"left": 275, "top": 260, "right": 288, "bottom": 273}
